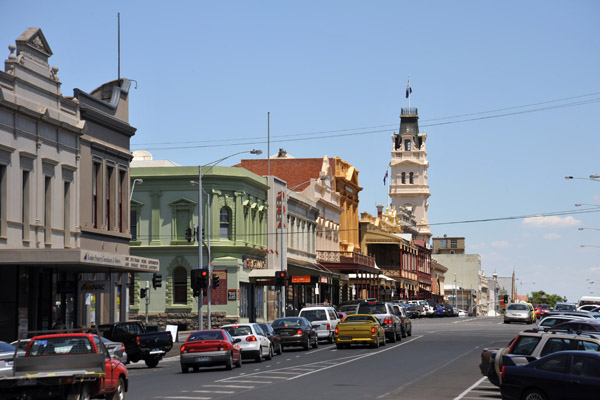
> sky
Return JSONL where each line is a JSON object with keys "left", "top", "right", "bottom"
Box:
{"left": 3, "top": 1, "right": 599, "bottom": 303}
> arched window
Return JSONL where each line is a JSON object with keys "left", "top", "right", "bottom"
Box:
{"left": 220, "top": 207, "right": 231, "bottom": 239}
{"left": 409, "top": 172, "right": 414, "bottom": 184}
{"left": 401, "top": 172, "right": 406, "bottom": 184}
{"left": 173, "top": 266, "right": 187, "bottom": 304}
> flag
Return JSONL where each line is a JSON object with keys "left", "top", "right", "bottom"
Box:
{"left": 405, "top": 80, "right": 412, "bottom": 98}
{"left": 383, "top": 170, "right": 388, "bottom": 185}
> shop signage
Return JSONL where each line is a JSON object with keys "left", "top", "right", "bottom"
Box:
{"left": 243, "top": 256, "right": 265, "bottom": 270}
{"left": 80, "top": 280, "right": 111, "bottom": 293}
{"left": 81, "top": 251, "right": 125, "bottom": 267}
{"left": 292, "top": 275, "right": 311, "bottom": 283}
{"left": 320, "top": 276, "right": 328, "bottom": 284}
{"left": 228, "top": 289, "right": 238, "bottom": 301}
{"left": 125, "top": 256, "right": 160, "bottom": 271}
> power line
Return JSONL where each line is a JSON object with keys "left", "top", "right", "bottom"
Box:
{"left": 132, "top": 92, "right": 600, "bottom": 150}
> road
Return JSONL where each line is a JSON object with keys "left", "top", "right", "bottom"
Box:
{"left": 126, "top": 316, "right": 528, "bottom": 400}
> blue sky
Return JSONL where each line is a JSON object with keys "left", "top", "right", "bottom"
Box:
{"left": 4, "top": 1, "right": 599, "bottom": 302}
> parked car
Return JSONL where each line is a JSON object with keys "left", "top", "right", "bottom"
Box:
{"left": 221, "top": 323, "right": 273, "bottom": 362}
{"left": 553, "top": 302, "right": 577, "bottom": 312}
{"left": 336, "top": 312, "right": 348, "bottom": 320}
{"left": 0, "top": 341, "right": 17, "bottom": 377}
{"left": 390, "top": 303, "right": 412, "bottom": 337}
{"left": 500, "top": 351, "right": 600, "bottom": 400}
{"left": 298, "top": 306, "right": 339, "bottom": 343}
{"left": 101, "top": 336, "right": 128, "bottom": 364}
{"left": 537, "top": 314, "right": 594, "bottom": 329}
{"left": 481, "top": 328, "right": 600, "bottom": 386}
{"left": 407, "top": 300, "right": 425, "bottom": 318}
{"left": 578, "top": 304, "right": 600, "bottom": 312}
{"left": 549, "top": 320, "right": 600, "bottom": 333}
{"left": 356, "top": 301, "right": 402, "bottom": 342}
{"left": 397, "top": 302, "right": 419, "bottom": 319}
{"left": 98, "top": 321, "right": 173, "bottom": 367}
{"left": 256, "top": 322, "right": 283, "bottom": 355}
{"left": 271, "top": 317, "right": 318, "bottom": 350}
{"left": 179, "top": 329, "right": 242, "bottom": 373}
{"left": 338, "top": 302, "right": 361, "bottom": 315}
{"left": 334, "top": 314, "right": 386, "bottom": 349}
{"left": 504, "top": 303, "right": 535, "bottom": 324}
{"left": 457, "top": 308, "right": 468, "bottom": 317}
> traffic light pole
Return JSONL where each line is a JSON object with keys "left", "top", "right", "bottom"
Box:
{"left": 198, "top": 165, "right": 203, "bottom": 330}
{"left": 207, "top": 193, "right": 212, "bottom": 329}
{"left": 279, "top": 191, "right": 286, "bottom": 318}
{"left": 145, "top": 281, "right": 150, "bottom": 325}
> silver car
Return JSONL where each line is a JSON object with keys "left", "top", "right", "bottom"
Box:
{"left": 0, "top": 341, "right": 17, "bottom": 377}
{"left": 101, "top": 337, "right": 128, "bottom": 363}
{"left": 504, "top": 303, "right": 534, "bottom": 324}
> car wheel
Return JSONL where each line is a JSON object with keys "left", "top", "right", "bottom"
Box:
{"left": 388, "top": 332, "right": 397, "bottom": 343}
{"left": 145, "top": 356, "right": 159, "bottom": 368}
{"left": 266, "top": 345, "right": 273, "bottom": 360}
{"left": 236, "top": 352, "right": 242, "bottom": 368}
{"left": 303, "top": 339, "right": 310, "bottom": 351}
{"left": 225, "top": 352, "right": 233, "bottom": 370}
{"left": 380, "top": 334, "right": 386, "bottom": 346}
{"left": 181, "top": 365, "right": 189, "bottom": 374}
{"left": 255, "top": 350, "right": 263, "bottom": 363}
{"left": 336, "top": 343, "right": 344, "bottom": 350}
{"left": 328, "top": 333, "right": 334, "bottom": 344}
{"left": 193, "top": 366, "right": 199, "bottom": 373}
{"left": 401, "top": 327, "right": 407, "bottom": 338}
{"left": 372, "top": 336, "right": 380, "bottom": 349}
{"left": 312, "top": 336, "right": 319, "bottom": 349}
{"left": 522, "top": 388, "right": 547, "bottom": 400}
{"left": 107, "top": 377, "right": 125, "bottom": 400}
{"left": 504, "top": 321, "right": 510, "bottom": 324}
{"left": 486, "top": 364, "right": 499, "bottom": 387}
{"left": 276, "top": 343, "right": 283, "bottom": 355}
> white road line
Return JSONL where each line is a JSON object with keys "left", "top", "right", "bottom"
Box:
{"left": 160, "top": 397, "right": 211, "bottom": 400}
{"left": 216, "top": 380, "right": 272, "bottom": 384}
{"left": 251, "top": 376, "right": 289, "bottom": 379}
{"left": 202, "top": 385, "right": 255, "bottom": 389}
{"left": 453, "top": 376, "right": 487, "bottom": 400}
{"left": 192, "top": 390, "right": 235, "bottom": 394}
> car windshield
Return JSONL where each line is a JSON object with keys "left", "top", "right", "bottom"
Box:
{"left": 344, "top": 315, "right": 376, "bottom": 322}
{"left": 188, "top": 331, "right": 224, "bottom": 341}
{"left": 222, "top": 326, "right": 252, "bottom": 336}
{"left": 508, "top": 304, "right": 528, "bottom": 311}
{"left": 0, "top": 342, "right": 14, "bottom": 352}
{"left": 357, "top": 304, "right": 387, "bottom": 314}
{"left": 272, "top": 318, "right": 302, "bottom": 328}
{"left": 300, "top": 310, "right": 327, "bottom": 322}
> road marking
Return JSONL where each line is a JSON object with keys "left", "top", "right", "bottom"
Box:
{"left": 453, "top": 376, "right": 487, "bottom": 400}
{"left": 202, "top": 384, "right": 255, "bottom": 389}
{"left": 160, "top": 397, "right": 211, "bottom": 400}
{"left": 192, "top": 390, "right": 235, "bottom": 394}
{"left": 216, "top": 379, "right": 272, "bottom": 384}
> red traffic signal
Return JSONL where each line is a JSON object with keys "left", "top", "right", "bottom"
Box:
{"left": 275, "top": 271, "right": 287, "bottom": 286}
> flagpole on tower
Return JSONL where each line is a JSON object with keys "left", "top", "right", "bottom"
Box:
{"left": 406, "top": 74, "right": 412, "bottom": 110}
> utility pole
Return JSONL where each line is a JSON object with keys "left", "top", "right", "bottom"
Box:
{"left": 145, "top": 281, "right": 150, "bottom": 325}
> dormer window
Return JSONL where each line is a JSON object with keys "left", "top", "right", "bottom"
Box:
{"left": 404, "top": 140, "right": 411, "bottom": 151}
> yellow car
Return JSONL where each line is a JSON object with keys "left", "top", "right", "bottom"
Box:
{"left": 334, "top": 314, "right": 386, "bottom": 349}
{"left": 526, "top": 303, "right": 537, "bottom": 323}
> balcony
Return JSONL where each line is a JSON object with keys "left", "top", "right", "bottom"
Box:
{"left": 316, "top": 250, "right": 375, "bottom": 268}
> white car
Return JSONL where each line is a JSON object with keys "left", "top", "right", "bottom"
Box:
{"left": 298, "top": 306, "right": 339, "bottom": 343}
{"left": 221, "top": 323, "right": 273, "bottom": 362}
{"left": 457, "top": 309, "right": 468, "bottom": 317}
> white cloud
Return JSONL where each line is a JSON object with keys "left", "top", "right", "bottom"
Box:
{"left": 543, "top": 233, "right": 561, "bottom": 240}
{"left": 521, "top": 215, "right": 581, "bottom": 228}
{"left": 491, "top": 240, "right": 511, "bottom": 248}
{"left": 590, "top": 267, "right": 600, "bottom": 272}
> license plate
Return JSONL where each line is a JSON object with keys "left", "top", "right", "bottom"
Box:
{"left": 16, "top": 378, "right": 37, "bottom": 386}
{"left": 150, "top": 349, "right": 164, "bottom": 355}
{"left": 341, "top": 336, "right": 351, "bottom": 340}
{"left": 195, "top": 356, "right": 211, "bottom": 362}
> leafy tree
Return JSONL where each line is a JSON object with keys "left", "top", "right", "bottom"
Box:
{"left": 527, "top": 290, "right": 565, "bottom": 308}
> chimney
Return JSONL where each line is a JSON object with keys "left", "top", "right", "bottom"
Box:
{"left": 376, "top": 205, "right": 384, "bottom": 218}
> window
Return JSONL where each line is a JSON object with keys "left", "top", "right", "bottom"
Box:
{"left": 572, "top": 355, "right": 600, "bottom": 378}
{"left": 220, "top": 207, "right": 231, "bottom": 239}
{"left": 409, "top": 172, "right": 414, "bottom": 184}
{"left": 173, "top": 266, "right": 188, "bottom": 304}
{"left": 64, "top": 181, "right": 71, "bottom": 246}
{"left": 450, "top": 239, "right": 458, "bottom": 248}
{"left": 92, "top": 162, "right": 100, "bottom": 228}
{"left": 540, "top": 338, "right": 573, "bottom": 357}
{"left": 0, "top": 165, "right": 5, "bottom": 237}
{"left": 511, "top": 336, "right": 541, "bottom": 355}
{"left": 106, "top": 166, "right": 114, "bottom": 230}
{"left": 130, "top": 209, "right": 138, "bottom": 241}
{"left": 576, "top": 340, "right": 600, "bottom": 352}
{"left": 44, "top": 176, "right": 51, "bottom": 243}
{"left": 401, "top": 172, "right": 406, "bottom": 184}
{"left": 404, "top": 140, "right": 411, "bottom": 151}
{"left": 535, "top": 353, "right": 568, "bottom": 373}
{"left": 439, "top": 239, "right": 447, "bottom": 249}
{"left": 22, "top": 170, "right": 30, "bottom": 240}
{"left": 118, "top": 169, "right": 126, "bottom": 232}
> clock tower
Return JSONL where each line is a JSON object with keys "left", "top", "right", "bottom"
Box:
{"left": 389, "top": 107, "right": 431, "bottom": 243}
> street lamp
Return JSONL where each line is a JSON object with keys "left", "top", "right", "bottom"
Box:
{"left": 580, "top": 245, "right": 600, "bottom": 249}
{"left": 278, "top": 176, "right": 328, "bottom": 318}
{"left": 575, "top": 203, "right": 600, "bottom": 208}
{"left": 579, "top": 227, "right": 600, "bottom": 232}
{"left": 565, "top": 175, "right": 600, "bottom": 182}
{"left": 195, "top": 149, "right": 262, "bottom": 329}
{"left": 130, "top": 178, "right": 143, "bottom": 202}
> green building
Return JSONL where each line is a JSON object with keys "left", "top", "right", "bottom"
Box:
{"left": 129, "top": 157, "right": 271, "bottom": 330}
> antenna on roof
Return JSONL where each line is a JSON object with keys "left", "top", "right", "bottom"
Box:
{"left": 117, "top": 12, "right": 121, "bottom": 80}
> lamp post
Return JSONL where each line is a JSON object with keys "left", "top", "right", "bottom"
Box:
{"left": 278, "top": 176, "right": 328, "bottom": 318}
{"left": 565, "top": 175, "right": 600, "bottom": 182}
{"left": 130, "top": 178, "right": 143, "bottom": 202}
{"left": 580, "top": 245, "right": 600, "bottom": 249}
{"left": 579, "top": 227, "right": 600, "bottom": 231}
{"left": 195, "top": 149, "right": 262, "bottom": 330}
{"left": 453, "top": 273, "right": 457, "bottom": 308}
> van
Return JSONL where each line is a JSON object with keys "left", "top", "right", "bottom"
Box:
{"left": 298, "top": 306, "right": 339, "bottom": 343}
{"left": 578, "top": 296, "right": 600, "bottom": 308}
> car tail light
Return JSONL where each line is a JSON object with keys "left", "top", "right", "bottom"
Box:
{"left": 218, "top": 344, "right": 224, "bottom": 351}
{"left": 246, "top": 335, "right": 257, "bottom": 342}
{"left": 180, "top": 345, "right": 187, "bottom": 354}
{"left": 120, "top": 343, "right": 125, "bottom": 352}
{"left": 135, "top": 336, "right": 140, "bottom": 345}
{"left": 501, "top": 366, "right": 505, "bottom": 381}
{"left": 335, "top": 327, "right": 339, "bottom": 335}
{"left": 371, "top": 327, "right": 376, "bottom": 334}
{"left": 296, "top": 330, "right": 303, "bottom": 335}
{"left": 327, "top": 323, "right": 331, "bottom": 331}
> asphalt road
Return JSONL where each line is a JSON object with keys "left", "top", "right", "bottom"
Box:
{"left": 125, "top": 316, "right": 528, "bottom": 400}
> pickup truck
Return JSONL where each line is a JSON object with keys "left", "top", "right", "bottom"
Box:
{"left": 98, "top": 322, "right": 173, "bottom": 368}
{"left": 0, "top": 332, "right": 127, "bottom": 399}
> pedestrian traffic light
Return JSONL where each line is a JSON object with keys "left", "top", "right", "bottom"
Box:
{"left": 275, "top": 271, "right": 287, "bottom": 286}
{"left": 152, "top": 272, "right": 162, "bottom": 289}
{"left": 185, "top": 227, "right": 192, "bottom": 242}
{"left": 212, "top": 273, "right": 220, "bottom": 289}
{"left": 504, "top": 294, "right": 509, "bottom": 303}
{"left": 140, "top": 288, "right": 147, "bottom": 298}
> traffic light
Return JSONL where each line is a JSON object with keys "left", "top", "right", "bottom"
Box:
{"left": 191, "top": 269, "right": 200, "bottom": 297}
{"left": 199, "top": 269, "right": 209, "bottom": 289}
{"left": 185, "top": 227, "right": 192, "bottom": 242}
{"left": 140, "top": 288, "right": 147, "bottom": 298}
{"left": 152, "top": 273, "right": 162, "bottom": 289}
{"left": 275, "top": 271, "right": 287, "bottom": 286}
{"left": 212, "top": 273, "right": 220, "bottom": 289}
{"left": 504, "top": 294, "right": 509, "bottom": 303}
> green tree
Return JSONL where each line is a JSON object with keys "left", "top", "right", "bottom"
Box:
{"left": 527, "top": 290, "right": 565, "bottom": 308}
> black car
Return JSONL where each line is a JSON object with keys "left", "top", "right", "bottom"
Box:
{"left": 257, "top": 322, "right": 283, "bottom": 355}
{"left": 271, "top": 317, "right": 318, "bottom": 351}
{"left": 397, "top": 303, "right": 419, "bottom": 319}
{"left": 501, "top": 351, "right": 600, "bottom": 400}
{"left": 442, "top": 303, "right": 455, "bottom": 317}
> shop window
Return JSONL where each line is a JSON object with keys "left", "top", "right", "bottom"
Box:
{"left": 173, "top": 266, "right": 188, "bottom": 304}
{"left": 220, "top": 207, "right": 232, "bottom": 239}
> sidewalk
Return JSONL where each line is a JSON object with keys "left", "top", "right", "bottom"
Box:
{"left": 164, "top": 330, "right": 192, "bottom": 358}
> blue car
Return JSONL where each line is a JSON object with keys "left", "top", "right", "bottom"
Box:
{"left": 500, "top": 350, "right": 600, "bottom": 400}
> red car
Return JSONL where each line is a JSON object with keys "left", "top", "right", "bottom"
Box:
{"left": 180, "top": 330, "right": 242, "bottom": 373}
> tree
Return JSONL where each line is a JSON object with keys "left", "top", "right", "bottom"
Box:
{"left": 527, "top": 290, "right": 564, "bottom": 308}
